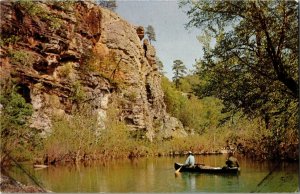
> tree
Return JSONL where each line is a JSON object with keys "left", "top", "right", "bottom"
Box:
{"left": 172, "top": 60, "right": 187, "bottom": 88}
{"left": 145, "top": 25, "right": 156, "bottom": 43}
{"left": 177, "top": 74, "right": 200, "bottom": 93}
{"left": 161, "top": 76, "right": 225, "bottom": 135}
{"left": 0, "top": 86, "right": 40, "bottom": 164}
{"left": 180, "top": 1, "right": 299, "bottom": 159}
{"left": 96, "top": 0, "right": 117, "bottom": 11}
{"left": 155, "top": 57, "right": 164, "bottom": 74}
{"left": 180, "top": 1, "right": 298, "bottom": 131}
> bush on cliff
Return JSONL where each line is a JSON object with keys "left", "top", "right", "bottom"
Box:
{"left": 0, "top": 86, "right": 41, "bottom": 164}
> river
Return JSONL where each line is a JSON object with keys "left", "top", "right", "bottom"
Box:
{"left": 8, "top": 155, "right": 299, "bottom": 192}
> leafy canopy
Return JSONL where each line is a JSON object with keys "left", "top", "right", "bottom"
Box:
{"left": 180, "top": 0, "right": 298, "bottom": 130}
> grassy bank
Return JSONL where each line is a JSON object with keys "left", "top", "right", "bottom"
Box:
{"left": 0, "top": 86, "right": 298, "bottom": 167}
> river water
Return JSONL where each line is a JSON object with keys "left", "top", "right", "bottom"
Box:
{"left": 8, "top": 155, "right": 299, "bottom": 192}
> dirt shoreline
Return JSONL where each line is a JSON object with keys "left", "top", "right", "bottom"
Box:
{"left": 0, "top": 174, "right": 49, "bottom": 193}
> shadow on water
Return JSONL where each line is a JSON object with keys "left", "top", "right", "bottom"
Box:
{"left": 251, "top": 162, "right": 299, "bottom": 193}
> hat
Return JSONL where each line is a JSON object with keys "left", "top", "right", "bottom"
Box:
{"left": 188, "top": 151, "right": 192, "bottom": 154}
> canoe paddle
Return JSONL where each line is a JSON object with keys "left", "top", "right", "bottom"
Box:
{"left": 175, "top": 165, "right": 183, "bottom": 174}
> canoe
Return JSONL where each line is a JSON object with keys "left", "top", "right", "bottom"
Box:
{"left": 33, "top": 164, "right": 48, "bottom": 169}
{"left": 174, "top": 162, "right": 240, "bottom": 174}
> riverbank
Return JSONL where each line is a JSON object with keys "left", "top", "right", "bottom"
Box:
{"left": 35, "top": 141, "right": 298, "bottom": 167}
{"left": 0, "top": 174, "right": 48, "bottom": 193}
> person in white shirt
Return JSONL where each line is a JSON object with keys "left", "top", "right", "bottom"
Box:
{"left": 184, "top": 151, "right": 195, "bottom": 167}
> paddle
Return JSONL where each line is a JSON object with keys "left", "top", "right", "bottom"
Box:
{"left": 175, "top": 165, "right": 183, "bottom": 174}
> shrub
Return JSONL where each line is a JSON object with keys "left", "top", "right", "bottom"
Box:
{"left": 51, "top": 1, "right": 74, "bottom": 12}
{"left": 43, "top": 95, "right": 140, "bottom": 161}
{"left": 71, "top": 81, "right": 86, "bottom": 104}
{"left": 0, "top": 35, "right": 21, "bottom": 47}
{"left": 17, "top": 0, "right": 63, "bottom": 30}
{"left": 8, "top": 49, "right": 36, "bottom": 67}
{"left": 44, "top": 107, "right": 99, "bottom": 163}
{"left": 97, "top": 96, "right": 138, "bottom": 158}
{"left": 59, "top": 62, "right": 73, "bottom": 78}
{"left": 124, "top": 91, "right": 138, "bottom": 102}
{"left": 0, "top": 87, "right": 41, "bottom": 164}
{"left": 82, "top": 50, "right": 125, "bottom": 87}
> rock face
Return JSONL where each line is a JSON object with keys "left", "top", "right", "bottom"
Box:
{"left": 0, "top": 1, "right": 186, "bottom": 140}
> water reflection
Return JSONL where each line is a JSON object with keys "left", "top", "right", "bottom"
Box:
{"left": 175, "top": 170, "right": 241, "bottom": 193}
{"left": 175, "top": 173, "right": 197, "bottom": 191}
{"left": 7, "top": 155, "right": 299, "bottom": 192}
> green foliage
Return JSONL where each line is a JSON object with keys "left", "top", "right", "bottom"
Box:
{"left": 0, "top": 35, "right": 21, "bottom": 47}
{"left": 50, "top": 1, "right": 75, "bottom": 12}
{"left": 71, "top": 81, "right": 86, "bottom": 104}
{"left": 17, "top": 0, "right": 63, "bottom": 30}
{"left": 182, "top": 1, "right": 299, "bottom": 115}
{"left": 82, "top": 50, "right": 124, "bottom": 88}
{"left": 8, "top": 49, "right": 36, "bottom": 67}
{"left": 180, "top": 96, "right": 225, "bottom": 134}
{"left": 59, "top": 62, "right": 73, "bottom": 78}
{"left": 18, "top": 0, "right": 44, "bottom": 16}
{"left": 0, "top": 87, "right": 40, "bottom": 162}
{"left": 145, "top": 25, "right": 156, "bottom": 43}
{"left": 177, "top": 74, "right": 200, "bottom": 93}
{"left": 0, "top": 88, "right": 33, "bottom": 129}
{"left": 44, "top": 107, "right": 99, "bottom": 162}
{"left": 97, "top": 100, "right": 137, "bottom": 157}
{"left": 161, "top": 76, "right": 186, "bottom": 117}
{"left": 96, "top": 0, "right": 117, "bottom": 12}
{"left": 48, "top": 16, "right": 63, "bottom": 30}
{"left": 124, "top": 91, "right": 138, "bottom": 102}
{"left": 161, "top": 76, "right": 225, "bottom": 134}
{"left": 155, "top": 57, "right": 164, "bottom": 74}
{"left": 216, "top": 115, "right": 296, "bottom": 160}
{"left": 172, "top": 59, "right": 187, "bottom": 88}
{"left": 44, "top": 96, "right": 141, "bottom": 161}
{"left": 180, "top": 0, "right": 299, "bottom": 140}
{"left": 161, "top": 71, "right": 297, "bottom": 159}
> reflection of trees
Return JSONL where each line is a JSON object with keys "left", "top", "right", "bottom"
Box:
{"left": 127, "top": 158, "right": 156, "bottom": 192}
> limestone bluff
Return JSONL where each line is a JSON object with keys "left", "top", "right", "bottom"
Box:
{"left": 0, "top": 1, "right": 187, "bottom": 140}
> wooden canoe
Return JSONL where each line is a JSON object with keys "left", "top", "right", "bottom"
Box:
{"left": 174, "top": 162, "right": 240, "bottom": 174}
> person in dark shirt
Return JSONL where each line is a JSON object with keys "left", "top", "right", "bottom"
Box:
{"left": 225, "top": 152, "right": 239, "bottom": 168}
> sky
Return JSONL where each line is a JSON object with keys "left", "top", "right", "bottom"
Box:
{"left": 116, "top": 0, "right": 204, "bottom": 80}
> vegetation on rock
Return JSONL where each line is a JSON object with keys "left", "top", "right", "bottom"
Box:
{"left": 96, "top": 0, "right": 117, "bottom": 11}
{"left": 0, "top": 85, "right": 41, "bottom": 165}
{"left": 145, "top": 25, "right": 156, "bottom": 44}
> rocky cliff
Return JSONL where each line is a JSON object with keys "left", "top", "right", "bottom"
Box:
{"left": 0, "top": 1, "right": 186, "bottom": 140}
